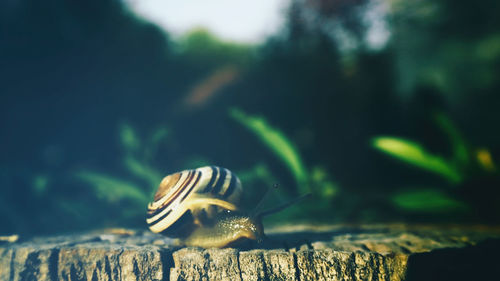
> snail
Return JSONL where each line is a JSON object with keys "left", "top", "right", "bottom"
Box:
{"left": 146, "top": 166, "right": 307, "bottom": 248}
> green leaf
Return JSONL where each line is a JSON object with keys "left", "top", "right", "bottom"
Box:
{"left": 75, "top": 171, "right": 149, "bottom": 205}
{"left": 236, "top": 163, "right": 278, "bottom": 186}
{"left": 372, "top": 137, "right": 462, "bottom": 183}
{"left": 476, "top": 34, "right": 500, "bottom": 61}
{"left": 310, "top": 166, "right": 339, "bottom": 199}
{"left": 150, "top": 127, "right": 169, "bottom": 146}
{"left": 32, "top": 174, "right": 49, "bottom": 195}
{"left": 124, "top": 156, "right": 162, "bottom": 193}
{"left": 229, "top": 108, "right": 309, "bottom": 192}
{"left": 119, "top": 123, "right": 141, "bottom": 152}
{"left": 433, "top": 112, "right": 469, "bottom": 169}
{"left": 392, "top": 189, "right": 468, "bottom": 212}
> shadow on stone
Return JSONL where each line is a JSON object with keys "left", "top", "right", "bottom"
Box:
{"left": 405, "top": 238, "right": 500, "bottom": 281}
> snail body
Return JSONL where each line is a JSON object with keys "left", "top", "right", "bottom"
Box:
{"left": 147, "top": 166, "right": 306, "bottom": 248}
{"left": 182, "top": 211, "right": 264, "bottom": 248}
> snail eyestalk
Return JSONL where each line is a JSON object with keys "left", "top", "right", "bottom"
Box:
{"left": 251, "top": 183, "right": 279, "bottom": 217}
{"left": 258, "top": 193, "right": 311, "bottom": 218}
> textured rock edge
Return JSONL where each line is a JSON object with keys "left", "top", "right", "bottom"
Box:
{"left": 3, "top": 224, "right": 500, "bottom": 281}
{"left": 1, "top": 245, "right": 408, "bottom": 281}
{"left": 171, "top": 248, "right": 407, "bottom": 281}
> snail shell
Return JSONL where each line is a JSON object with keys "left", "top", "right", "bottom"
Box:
{"left": 146, "top": 166, "right": 243, "bottom": 237}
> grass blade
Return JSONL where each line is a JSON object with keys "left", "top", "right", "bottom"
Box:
{"left": 372, "top": 136, "right": 462, "bottom": 183}
{"left": 230, "top": 108, "right": 309, "bottom": 192}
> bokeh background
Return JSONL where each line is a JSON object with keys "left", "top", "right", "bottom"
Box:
{"left": 1, "top": 0, "right": 500, "bottom": 236}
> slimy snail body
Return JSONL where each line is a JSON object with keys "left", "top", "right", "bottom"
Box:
{"left": 182, "top": 211, "right": 264, "bottom": 248}
{"left": 146, "top": 166, "right": 304, "bottom": 248}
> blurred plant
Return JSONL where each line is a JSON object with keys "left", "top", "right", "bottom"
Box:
{"left": 392, "top": 188, "right": 468, "bottom": 213}
{"left": 75, "top": 115, "right": 341, "bottom": 226}
{"left": 229, "top": 108, "right": 339, "bottom": 220}
{"left": 476, "top": 148, "right": 496, "bottom": 172}
{"left": 236, "top": 163, "right": 278, "bottom": 188}
{"left": 182, "top": 65, "right": 241, "bottom": 111}
{"left": 75, "top": 172, "right": 149, "bottom": 206}
{"left": 75, "top": 124, "right": 167, "bottom": 219}
{"left": 372, "top": 112, "right": 498, "bottom": 215}
{"left": 229, "top": 108, "right": 309, "bottom": 192}
{"left": 175, "top": 28, "right": 254, "bottom": 67}
{"left": 119, "top": 123, "right": 164, "bottom": 188}
{"left": 32, "top": 174, "right": 49, "bottom": 196}
{"left": 372, "top": 137, "right": 462, "bottom": 184}
{"left": 390, "top": 0, "right": 500, "bottom": 101}
{"left": 373, "top": 112, "right": 496, "bottom": 183}
{"left": 310, "top": 166, "right": 339, "bottom": 200}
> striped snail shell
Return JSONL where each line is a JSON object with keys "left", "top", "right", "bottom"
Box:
{"left": 146, "top": 166, "right": 243, "bottom": 238}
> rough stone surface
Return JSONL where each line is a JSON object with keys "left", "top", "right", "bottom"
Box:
{"left": 1, "top": 224, "right": 499, "bottom": 281}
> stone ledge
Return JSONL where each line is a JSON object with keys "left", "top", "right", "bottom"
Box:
{"left": 1, "top": 224, "right": 499, "bottom": 281}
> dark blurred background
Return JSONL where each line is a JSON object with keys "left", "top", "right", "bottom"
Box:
{"left": 1, "top": 0, "right": 500, "bottom": 236}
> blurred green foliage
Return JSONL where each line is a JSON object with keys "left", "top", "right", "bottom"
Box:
{"left": 75, "top": 171, "right": 149, "bottom": 205}
{"left": 120, "top": 124, "right": 141, "bottom": 153}
{"left": 74, "top": 124, "right": 167, "bottom": 222}
{"left": 229, "top": 108, "right": 309, "bottom": 193}
{"left": 32, "top": 174, "right": 49, "bottom": 196}
{"left": 229, "top": 108, "right": 340, "bottom": 222}
{"left": 373, "top": 112, "right": 497, "bottom": 183}
{"left": 236, "top": 163, "right": 278, "bottom": 189}
{"left": 392, "top": 189, "right": 468, "bottom": 213}
{"left": 74, "top": 115, "right": 339, "bottom": 225}
{"left": 175, "top": 28, "right": 254, "bottom": 67}
{"left": 372, "top": 136, "right": 462, "bottom": 184}
{"left": 123, "top": 156, "right": 162, "bottom": 192}
{"left": 392, "top": 0, "right": 500, "bottom": 98}
{"left": 373, "top": 112, "right": 499, "bottom": 215}
{"left": 2, "top": 0, "right": 500, "bottom": 235}
{"left": 434, "top": 113, "right": 469, "bottom": 169}
{"left": 310, "top": 166, "right": 339, "bottom": 200}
